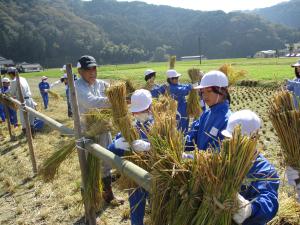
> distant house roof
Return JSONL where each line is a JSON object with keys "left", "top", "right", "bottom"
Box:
{"left": 259, "top": 50, "right": 276, "bottom": 54}
{"left": 20, "top": 63, "right": 42, "bottom": 68}
{"left": 0, "top": 56, "right": 14, "bottom": 66}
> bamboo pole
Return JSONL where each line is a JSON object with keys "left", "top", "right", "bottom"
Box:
{"left": 15, "top": 72, "right": 37, "bottom": 175}
{"left": 0, "top": 76, "right": 15, "bottom": 141}
{"left": 85, "top": 142, "right": 151, "bottom": 192}
{"left": 4, "top": 96, "right": 73, "bottom": 136}
{"left": 66, "top": 64, "right": 96, "bottom": 225}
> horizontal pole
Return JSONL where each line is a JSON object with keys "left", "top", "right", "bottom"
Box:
{"left": 2, "top": 95, "right": 74, "bottom": 136}
{"left": 2, "top": 94, "right": 151, "bottom": 192}
{"left": 85, "top": 143, "right": 151, "bottom": 193}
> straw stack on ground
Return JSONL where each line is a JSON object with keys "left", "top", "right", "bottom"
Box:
{"left": 186, "top": 68, "right": 203, "bottom": 118}
{"left": 269, "top": 90, "right": 300, "bottom": 170}
{"left": 169, "top": 55, "right": 176, "bottom": 69}
{"left": 268, "top": 192, "right": 300, "bottom": 225}
{"left": 219, "top": 64, "right": 246, "bottom": 86}
{"left": 192, "top": 126, "right": 258, "bottom": 225}
{"left": 48, "top": 90, "right": 62, "bottom": 100}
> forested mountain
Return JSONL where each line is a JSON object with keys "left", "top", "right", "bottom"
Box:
{"left": 1, "top": 0, "right": 300, "bottom": 67}
{"left": 253, "top": 0, "right": 300, "bottom": 29}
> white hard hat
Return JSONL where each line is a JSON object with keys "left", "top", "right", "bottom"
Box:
{"left": 144, "top": 69, "right": 155, "bottom": 77}
{"left": 221, "top": 110, "right": 261, "bottom": 138}
{"left": 2, "top": 77, "right": 10, "bottom": 83}
{"left": 194, "top": 70, "right": 228, "bottom": 89}
{"left": 41, "top": 76, "right": 48, "bottom": 80}
{"left": 60, "top": 65, "right": 66, "bottom": 71}
{"left": 291, "top": 60, "right": 300, "bottom": 67}
{"left": 130, "top": 89, "right": 152, "bottom": 113}
{"left": 166, "top": 69, "right": 181, "bottom": 78}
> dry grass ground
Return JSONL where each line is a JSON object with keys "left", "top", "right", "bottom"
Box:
{"left": 0, "top": 77, "right": 297, "bottom": 224}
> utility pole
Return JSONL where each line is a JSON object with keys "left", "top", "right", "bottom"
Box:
{"left": 198, "top": 36, "right": 202, "bottom": 65}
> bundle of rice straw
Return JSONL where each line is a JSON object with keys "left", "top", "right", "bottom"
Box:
{"left": 39, "top": 141, "right": 76, "bottom": 182}
{"left": 169, "top": 55, "right": 176, "bottom": 69}
{"left": 48, "top": 90, "right": 61, "bottom": 100}
{"left": 269, "top": 90, "right": 300, "bottom": 170}
{"left": 82, "top": 108, "right": 114, "bottom": 138}
{"left": 147, "top": 96, "right": 193, "bottom": 225}
{"left": 268, "top": 192, "right": 300, "bottom": 225}
{"left": 192, "top": 126, "right": 258, "bottom": 225}
{"left": 219, "top": 64, "right": 246, "bottom": 86}
{"left": 106, "top": 82, "right": 139, "bottom": 145}
{"left": 144, "top": 79, "right": 155, "bottom": 91}
{"left": 106, "top": 82, "right": 146, "bottom": 189}
{"left": 186, "top": 68, "right": 203, "bottom": 118}
{"left": 0, "top": 93, "right": 18, "bottom": 110}
{"left": 125, "top": 79, "right": 136, "bottom": 97}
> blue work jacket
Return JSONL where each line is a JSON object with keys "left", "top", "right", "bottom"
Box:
{"left": 185, "top": 101, "right": 231, "bottom": 151}
{"left": 39, "top": 81, "right": 50, "bottom": 93}
{"left": 241, "top": 154, "right": 279, "bottom": 225}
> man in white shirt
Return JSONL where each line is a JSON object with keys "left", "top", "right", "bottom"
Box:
{"left": 7, "top": 67, "right": 36, "bottom": 135}
{"left": 75, "top": 55, "right": 120, "bottom": 204}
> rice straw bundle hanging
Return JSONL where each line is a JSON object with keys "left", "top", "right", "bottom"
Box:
{"left": 48, "top": 90, "right": 62, "bottom": 100}
{"left": 39, "top": 141, "right": 76, "bottom": 182}
{"left": 268, "top": 192, "right": 300, "bottom": 225}
{"left": 219, "top": 64, "right": 246, "bottom": 86}
{"left": 269, "top": 90, "right": 300, "bottom": 170}
{"left": 186, "top": 68, "right": 203, "bottom": 118}
{"left": 106, "top": 82, "right": 148, "bottom": 189}
{"left": 125, "top": 79, "right": 136, "bottom": 98}
{"left": 169, "top": 55, "right": 176, "bottom": 69}
{"left": 106, "top": 82, "right": 139, "bottom": 144}
{"left": 192, "top": 126, "right": 259, "bottom": 225}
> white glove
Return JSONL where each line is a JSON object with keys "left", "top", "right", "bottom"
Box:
{"left": 132, "top": 139, "right": 150, "bottom": 152}
{"left": 114, "top": 137, "right": 130, "bottom": 151}
{"left": 44, "top": 89, "right": 49, "bottom": 93}
{"left": 286, "top": 166, "right": 300, "bottom": 186}
{"left": 182, "top": 152, "right": 194, "bottom": 159}
{"left": 192, "top": 83, "right": 199, "bottom": 88}
{"left": 233, "top": 194, "right": 252, "bottom": 224}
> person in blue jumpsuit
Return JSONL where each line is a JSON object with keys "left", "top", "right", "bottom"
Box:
{"left": 151, "top": 69, "right": 195, "bottom": 132}
{"left": 220, "top": 110, "right": 279, "bottom": 225}
{"left": 38, "top": 76, "right": 50, "bottom": 109}
{"left": 0, "top": 77, "right": 18, "bottom": 127}
{"left": 185, "top": 70, "right": 231, "bottom": 151}
{"left": 108, "top": 89, "right": 153, "bottom": 225}
{"left": 144, "top": 69, "right": 161, "bottom": 90}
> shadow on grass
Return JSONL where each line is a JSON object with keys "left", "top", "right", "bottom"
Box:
{"left": 0, "top": 139, "right": 27, "bottom": 156}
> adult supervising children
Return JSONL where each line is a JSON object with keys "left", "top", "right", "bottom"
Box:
{"left": 75, "top": 55, "right": 119, "bottom": 204}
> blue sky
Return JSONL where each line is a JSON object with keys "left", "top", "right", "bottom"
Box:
{"left": 117, "top": 0, "right": 289, "bottom": 12}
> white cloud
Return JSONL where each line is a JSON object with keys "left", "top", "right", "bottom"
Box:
{"left": 117, "top": 0, "right": 289, "bottom": 12}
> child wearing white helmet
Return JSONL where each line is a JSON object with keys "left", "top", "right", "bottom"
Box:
{"left": 221, "top": 110, "right": 279, "bottom": 225}
{"left": 185, "top": 70, "right": 231, "bottom": 151}
{"left": 286, "top": 60, "right": 300, "bottom": 107}
{"left": 38, "top": 76, "right": 50, "bottom": 109}
{"left": 151, "top": 69, "right": 194, "bottom": 132}
{"left": 108, "top": 89, "right": 153, "bottom": 225}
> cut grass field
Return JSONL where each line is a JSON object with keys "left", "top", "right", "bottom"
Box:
{"left": 21, "top": 57, "right": 298, "bottom": 84}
